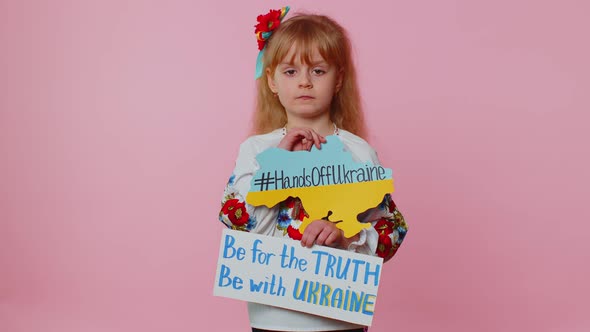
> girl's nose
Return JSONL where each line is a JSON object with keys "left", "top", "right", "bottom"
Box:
{"left": 299, "top": 72, "right": 313, "bottom": 89}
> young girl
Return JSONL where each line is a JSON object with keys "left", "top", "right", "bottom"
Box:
{"left": 219, "top": 7, "right": 408, "bottom": 332}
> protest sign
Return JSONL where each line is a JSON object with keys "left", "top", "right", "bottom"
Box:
{"left": 214, "top": 229, "right": 383, "bottom": 326}
{"left": 246, "top": 136, "right": 394, "bottom": 238}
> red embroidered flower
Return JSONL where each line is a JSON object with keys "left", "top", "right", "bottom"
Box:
{"left": 283, "top": 197, "right": 307, "bottom": 221}
{"left": 254, "top": 8, "right": 283, "bottom": 50}
{"left": 295, "top": 208, "right": 307, "bottom": 221}
{"left": 221, "top": 199, "right": 250, "bottom": 226}
{"left": 294, "top": 202, "right": 307, "bottom": 221}
{"left": 376, "top": 233, "right": 393, "bottom": 259}
{"left": 374, "top": 218, "right": 394, "bottom": 236}
{"left": 285, "top": 196, "right": 296, "bottom": 208}
{"left": 287, "top": 225, "right": 303, "bottom": 240}
{"left": 255, "top": 9, "right": 282, "bottom": 33}
{"left": 388, "top": 198, "right": 397, "bottom": 213}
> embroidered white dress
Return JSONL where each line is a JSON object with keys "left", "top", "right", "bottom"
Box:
{"left": 219, "top": 128, "right": 407, "bottom": 331}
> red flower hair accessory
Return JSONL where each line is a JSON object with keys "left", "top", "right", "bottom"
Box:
{"left": 254, "top": 6, "right": 290, "bottom": 50}
{"left": 254, "top": 6, "right": 290, "bottom": 79}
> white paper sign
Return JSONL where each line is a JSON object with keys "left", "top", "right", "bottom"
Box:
{"left": 213, "top": 228, "right": 383, "bottom": 326}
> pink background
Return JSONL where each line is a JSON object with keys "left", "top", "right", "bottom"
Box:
{"left": 1, "top": 1, "right": 589, "bottom": 331}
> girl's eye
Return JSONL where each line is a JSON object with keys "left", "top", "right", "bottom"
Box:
{"left": 312, "top": 69, "right": 326, "bottom": 75}
{"left": 284, "top": 69, "right": 296, "bottom": 76}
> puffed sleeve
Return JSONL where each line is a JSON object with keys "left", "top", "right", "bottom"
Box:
{"left": 354, "top": 194, "right": 408, "bottom": 262}
{"left": 218, "top": 139, "right": 279, "bottom": 236}
{"left": 346, "top": 146, "right": 409, "bottom": 263}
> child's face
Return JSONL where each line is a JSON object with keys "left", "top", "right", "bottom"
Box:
{"left": 267, "top": 45, "right": 342, "bottom": 123}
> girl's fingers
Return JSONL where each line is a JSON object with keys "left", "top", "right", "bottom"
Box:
{"left": 325, "top": 229, "right": 343, "bottom": 247}
{"left": 301, "top": 226, "right": 319, "bottom": 248}
{"left": 314, "top": 227, "right": 331, "bottom": 246}
{"left": 279, "top": 127, "right": 326, "bottom": 151}
{"left": 310, "top": 130, "right": 323, "bottom": 150}
{"left": 279, "top": 128, "right": 309, "bottom": 150}
{"left": 316, "top": 226, "right": 342, "bottom": 247}
{"left": 308, "top": 141, "right": 315, "bottom": 151}
{"left": 297, "top": 128, "right": 323, "bottom": 150}
{"left": 300, "top": 220, "right": 343, "bottom": 248}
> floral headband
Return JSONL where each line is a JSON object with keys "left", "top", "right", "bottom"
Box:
{"left": 254, "top": 6, "right": 290, "bottom": 79}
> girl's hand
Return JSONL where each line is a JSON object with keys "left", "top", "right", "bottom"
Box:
{"left": 278, "top": 127, "right": 326, "bottom": 151}
{"left": 300, "top": 219, "right": 344, "bottom": 248}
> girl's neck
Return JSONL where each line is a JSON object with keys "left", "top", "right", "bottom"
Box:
{"left": 285, "top": 117, "right": 336, "bottom": 137}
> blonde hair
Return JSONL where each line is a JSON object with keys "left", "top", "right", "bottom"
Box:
{"left": 252, "top": 13, "right": 366, "bottom": 138}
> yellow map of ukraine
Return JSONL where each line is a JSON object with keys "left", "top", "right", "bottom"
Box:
{"left": 246, "top": 136, "right": 394, "bottom": 238}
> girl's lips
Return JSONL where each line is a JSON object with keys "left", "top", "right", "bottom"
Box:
{"left": 297, "top": 96, "right": 314, "bottom": 100}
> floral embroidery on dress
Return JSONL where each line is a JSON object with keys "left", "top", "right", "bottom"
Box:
{"left": 219, "top": 174, "right": 257, "bottom": 231}
{"left": 373, "top": 194, "right": 408, "bottom": 262}
{"left": 277, "top": 197, "right": 307, "bottom": 240}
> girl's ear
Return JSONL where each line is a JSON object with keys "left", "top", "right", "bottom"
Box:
{"left": 335, "top": 69, "right": 344, "bottom": 93}
{"left": 266, "top": 68, "right": 277, "bottom": 93}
